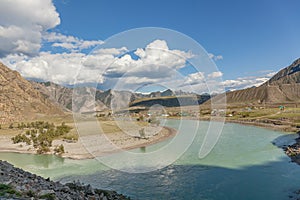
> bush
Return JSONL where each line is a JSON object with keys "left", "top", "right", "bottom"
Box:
{"left": 39, "top": 193, "right": 55, "bottom": 200}
{"left": 0, "top": 184, "right": 20, "bottom": 196}
{"left": 54, "top": 144, "right": 65, "bottom": 155}
{"left": 37, "top": 145, "right": 50, "bottom": 154}
{"left": 10, "top": 121, "right": 73, "bottom": 155}
{"left": 11, "top": 134, "right": 31, "bottom": 145}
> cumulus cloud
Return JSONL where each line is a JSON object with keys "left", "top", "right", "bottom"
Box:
{"left": 0, "top": 0, "right": 60, "bottom": 57}
{"left": 43, "top": 32, "right": 104, "bottom": 51}
{"left": 104, "top": 40, "right": 194, "bottom": 79}
{"left": 207, "top": 71, "right": 223, "bottom": 78}
{"left": 182, "top": 72, "right": 205, "bottom": 86}
{"left": 2, "top": 39, "right": 196, "bottom": 89}
{"left": 2, "top": 52, "right": 97, "bottom": 84}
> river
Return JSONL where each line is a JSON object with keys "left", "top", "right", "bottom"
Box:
{"left": 0, "top": 120, "right": 300, "bottom": 200}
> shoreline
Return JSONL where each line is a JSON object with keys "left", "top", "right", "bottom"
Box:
{"left": 1, "top": 117, "right": 299, "bottom": 165}
{"left": 0, "top": 160, "right": 130, "bottom": 199}
{"left": 0, "top": 126, "right": 177, "bottom": 160}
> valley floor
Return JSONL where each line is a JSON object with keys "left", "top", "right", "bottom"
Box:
{"left": 0, "top": 124, "right": 176, "bottom": 160}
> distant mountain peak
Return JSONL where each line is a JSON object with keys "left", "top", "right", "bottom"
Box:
{"left": 210, "top": 58, "right": 300, "bottom": 105}
{"left": 266, "top": 58, "right": 300, "bottom": 85}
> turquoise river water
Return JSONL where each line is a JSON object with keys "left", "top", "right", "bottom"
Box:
{"left": 1, "top": 120, "right": 300, "bottom": 200}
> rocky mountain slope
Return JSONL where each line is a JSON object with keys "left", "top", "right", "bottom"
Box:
{"left": 266, "top": 58, "right": 300, "bottom": 85}
{"left": 212, "top": 58, "right": 300, "bottom": 105}
{"left": 30, "top": 81, "right": 73, "bottom": 111}
{"left": 0, "top": 63, "right": 63, "bottom": 124}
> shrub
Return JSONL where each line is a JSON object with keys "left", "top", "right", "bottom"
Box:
{"left": 54, "top": 144, "right": 65, "bottom": 155}
{"left": 0, "top": 184, "right": 20, "bottom": 196}
{"left": 39, "top": 193, "right": 55, "bottom": 200}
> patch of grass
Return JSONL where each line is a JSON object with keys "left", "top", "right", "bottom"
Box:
{"left": 39, "top": 193, "right": 55, "bottom": 200}
{"left": 26, "top": 190, "right": 36, "bottom": 197}
{"left": 0, "top": 184, "right": 21, "bottom": 197}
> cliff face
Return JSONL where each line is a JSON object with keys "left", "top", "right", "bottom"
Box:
{"left": 0, "top": 63, "right": 63, "bottom": 124}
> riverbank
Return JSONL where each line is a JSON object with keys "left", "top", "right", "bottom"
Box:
{"left": 222, "top": 118, "right": 300, "bottom": 166}
{"left": 0, "top": 126, "right": 177, "bottom": 160}
{"left": 179, "top": 115, "right": 300, "bottom": 166}
{"left": 0, "top": 160, "right": 130, "bottom": 199}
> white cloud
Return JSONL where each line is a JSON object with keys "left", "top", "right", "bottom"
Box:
{"left": 93, "top": 47, "right": 128, "bottom": 55}
{"left": 221, "top": 74, "right": 272, "bottom": 91}
{"left": 207, "top": 71, "right": 223, "bottom": 78}
{"left": 2, "top": 39, "right": 195, "bottom": 88}
{"left": 2, "top": 52, "right": 97, "bottom": 84}
{"left": 183, "top": 72, "right": 205, "bottom": 85}
{"left": 0, "top": 0, "right": 60, "bottom": 57}
{"left": 104, "top": 40, "right": 194, "bottom": 79}
{"left": 208, "top": 53, "right": 223, "bottom": 61}
{"left": 43, "top": 32, "right": 104, "bottom": 51}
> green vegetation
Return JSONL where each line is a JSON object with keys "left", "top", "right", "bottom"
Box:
{"left": 39, "top": 193, "right": 55, "bottom": 200}
{"left": 0, "top": 184, "right": 20, "bottom": 197}
{"left": 26, "top": 190, "right": 36, "bottom": 198}
{"left": 11, "top": 121, "right": 73, "bottom": 155}
{"left": 11, "top": 134, "right": 31, "bottom": 145}
{"left": 54, "top": 144, "right": 65, "bottom": 155}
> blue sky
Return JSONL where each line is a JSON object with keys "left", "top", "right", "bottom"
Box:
{"left": 52, "top": 0, "right": 300, "bottom": 78}
{"left": 1, "top": 0, "right": 300, "bottom": 93}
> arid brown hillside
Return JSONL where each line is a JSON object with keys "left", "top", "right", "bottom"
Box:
{"left": 0, "top": 62, "right": 64, "bottom": 124}
{"left": 211, "top": 59, "right": 300, "bottom": 106}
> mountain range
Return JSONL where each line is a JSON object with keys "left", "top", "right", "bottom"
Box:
{"left": 1, "top": 58, "right": 300, "bottom": 123}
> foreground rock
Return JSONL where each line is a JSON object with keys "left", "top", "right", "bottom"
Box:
{"left": 284, "top": 133, "right": 300, "bottom": 165}
{"left": 0, "top": 160, "right": 130, "bottom": 200}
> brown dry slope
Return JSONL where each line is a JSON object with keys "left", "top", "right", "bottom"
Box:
{"left": 211, "top": 58, "right": 300, "bottom": 106}
{"left": 0, "top": 62, "right": 64, "bottom": 124}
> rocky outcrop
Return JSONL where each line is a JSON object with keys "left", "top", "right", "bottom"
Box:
{"left": 0, "top": 160, "right": 130, "bottom": 200}
{"left": 0, "top": 63, "right": 64, "bottom": 124}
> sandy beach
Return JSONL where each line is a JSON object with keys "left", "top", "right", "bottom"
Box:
{"left": 0, "top": 125, "right": 177, "bottom": 160}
